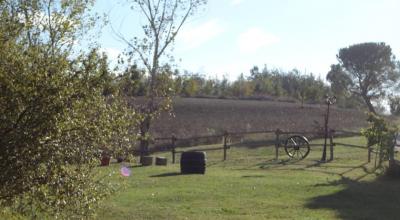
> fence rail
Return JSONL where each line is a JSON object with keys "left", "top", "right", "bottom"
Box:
{"left": 146, "top": 128, "right": 369, "bottom": 163}
{"left": 334, "top": 142, "right": 368, "bottom": 149}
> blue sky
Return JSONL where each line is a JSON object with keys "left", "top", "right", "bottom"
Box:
{"left": 94, "top": 0, "right": 400, "bottom": 80}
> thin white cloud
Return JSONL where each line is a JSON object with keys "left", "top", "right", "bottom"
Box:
{"left": 177, "top": 19, "right": 225, "bottom": 50}
{"left": 237, "top": 27, "right": 280, "bottom": 53}
{"left": 231, "top": 0, "right": 244, "bottom": 6}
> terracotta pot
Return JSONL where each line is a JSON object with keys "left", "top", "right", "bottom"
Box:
{"left": 101, "top": 156, "right": 110, "bottom": 166}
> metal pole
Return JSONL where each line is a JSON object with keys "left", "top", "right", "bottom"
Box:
{"left": 321, "top": 103, "right": 329, "bottom": 162}
{"left": 321, "top": 96, "right": 336, "bottom": 162}
{"left": 329, "top": 129, "right": 334, "bottom": 161}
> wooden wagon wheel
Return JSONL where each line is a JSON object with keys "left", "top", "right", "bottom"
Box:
{"left": 284, "top": 135, "right": 310, "bottom": 160}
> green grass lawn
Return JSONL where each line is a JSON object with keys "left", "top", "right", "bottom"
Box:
{"left": 96, "top": 136, "right": 400, "bottom": 220}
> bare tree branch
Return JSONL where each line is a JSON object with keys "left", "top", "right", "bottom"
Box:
{"left": 158, "top": 0, "right": 193, "bottom": 59}
{"left": 110, "top": 24, "right": 152, "bottom": 73}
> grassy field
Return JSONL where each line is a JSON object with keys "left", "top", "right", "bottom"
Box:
{"left": 96, "top": 136, "right": 400, "bottom": 220}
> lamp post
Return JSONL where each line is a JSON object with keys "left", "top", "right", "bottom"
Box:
{"left": 321, "top": 96, "right": 336, "bottom": 162}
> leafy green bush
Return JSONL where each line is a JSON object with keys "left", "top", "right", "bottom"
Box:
{"left": 0, "top": 1, "right": 141, "bottom": 218}
{"left": 362, "top": 113, "right": 398, "bottom": 168}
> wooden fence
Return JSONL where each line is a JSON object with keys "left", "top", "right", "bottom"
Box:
{"left": 150, "top": 129, "right": 371, "bottom": 164}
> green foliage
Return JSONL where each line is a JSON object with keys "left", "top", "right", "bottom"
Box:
{"left": 0, "top": 0, "right": 140, "bottom": 218}
{"left": 182, "top": 77, "right": 200, "bottom": 97}
{"left": 326, "top": 64, "right": 352, "bottom": 96}
{"left": 362, "top": 113, "right": 398, "bottom": 167}
{"left": 171, "top": 67, "right": 329, "bottom": 105}
{"left": 331, "top": 42, "right": 400, "bottom": 113}
{"left": 117, "top": 64, "right": 146, "bottom": 96}
{"left": 296, "top": 73, "right": 326, "bottom": 106}
{"left": 231, "top": 73, "right": 253, "bottom": 98}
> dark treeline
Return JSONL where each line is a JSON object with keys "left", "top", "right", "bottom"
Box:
{"left": 111, "top": 63, "right": 364, "bottom": 109}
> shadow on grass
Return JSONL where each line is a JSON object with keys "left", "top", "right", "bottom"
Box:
{"left": 242, "top": 175, "right": 265, "bottom": 178}
{"left": 306, "top": 176, "right": 400, "bottom": 220}
{"left": 231, "top": 158, "right": 311, "bottom": 171}
{"left": 150, "top": 171, "right": 208, "bottom": 177}
{"left": 126, "top": 165, "right": 144, "bottom": 169}
{"left": 207, "top": 160, "right": 224, "bottom": 167}
{"left": 256, "top": 158, "right": 369, "bottom": 170}
{"left": 236, "top": 157, "right": 376, "bottom": 182}
{"left": 256, "top": 158, "right": 306, "bottom": 169}
{"left": 149, "top": 172, "right": 182, "bottom": 178}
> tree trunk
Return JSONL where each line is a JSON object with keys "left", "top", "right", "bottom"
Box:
{"left": 139, "top": 115, "right": 151, "bottom": 161}
{"left": 388, "top": 135, "right": 396, "bottom": 169}
{"left": 363, "top": 96, "right": 376, "bottom": 114}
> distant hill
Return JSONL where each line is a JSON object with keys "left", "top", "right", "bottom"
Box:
{"left": 151, "top": 97, "right": 367, "bottom": 138}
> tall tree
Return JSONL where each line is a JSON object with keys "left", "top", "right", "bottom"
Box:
{"left": 117, "top": 0, "right": 207, "bottom": 160}
{"left": 326, "top": 64, "right": 353, "bottom": 107}
{"left": 329, "top": 42, "right": 400, "bottom": 113}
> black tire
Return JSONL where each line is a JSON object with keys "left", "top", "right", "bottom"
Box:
{"left": 284, "top": 135, "right": 310, "bottom": 160}
{"left": 180, "top": 151, "right": 206, "bottom": 174}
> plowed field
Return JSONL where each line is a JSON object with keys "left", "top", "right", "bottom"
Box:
{"left": 151, "top": 98, "right": 367, "bottom": 138}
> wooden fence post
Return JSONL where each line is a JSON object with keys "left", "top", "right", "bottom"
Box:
{"left": 368, "top": 146, "right": 371, "bottom": 163}
{"left": 275, "top": 129, "right": 281, "bottom": 160}
{"left": 329, "top": 129, "right": 335, "bottom": 161}
{"left": 223, "top": 131, "right": 229, "bottom": 161}
{"left": 171, "top": 135, "right": 176, "bottom": 164}
{"left": 388, "top": 133, "right": 397, "bottom": 168}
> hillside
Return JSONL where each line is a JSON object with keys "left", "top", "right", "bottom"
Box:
{"left": 150, "top": 98, "right": 367, "bottom": 138}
